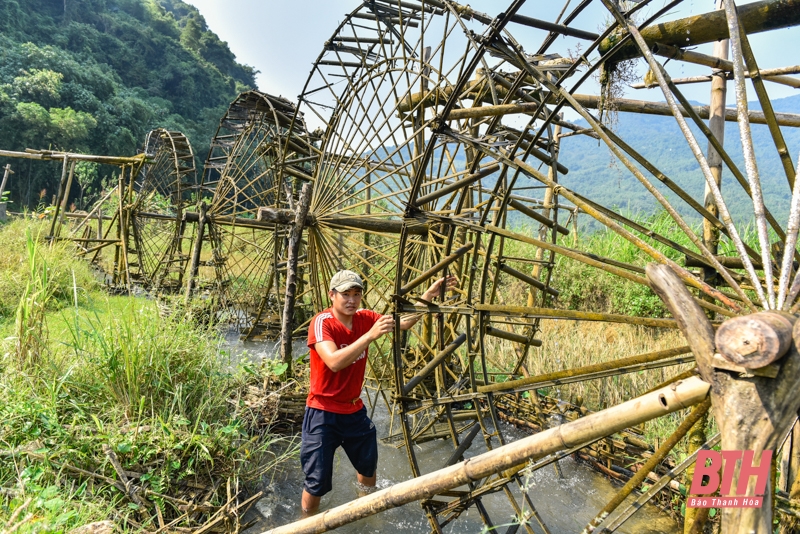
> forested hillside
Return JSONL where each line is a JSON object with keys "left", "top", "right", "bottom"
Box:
{"left": 0, "top": 0, "right": 255, "bottom": 208}
{"left": 558, "top": 94, "right": 800, "bottom": 229}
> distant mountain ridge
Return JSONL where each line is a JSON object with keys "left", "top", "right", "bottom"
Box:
{"left": 558, "top": 93, "right": 800, "bottom": 227}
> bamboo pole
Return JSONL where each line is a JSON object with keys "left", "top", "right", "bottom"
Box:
{"left": 477, "top": 345, "right": 692, "bottom": 394}
{"left": 631, "top": 69, "right": 800, "bottom": 89}
{"left": 0, "top": 149, "right": 145, "bottom": 165}
{"left": 280, "top": 182, "right": 312, "bottom": 377}
{"left": 399, "top": 243, "right": 473, "bottom": 296}
{"left": 444, "top": 95, "right": 800, "bottom": 127}
{"left": 599, "top": 0, "right": 800, "bottom": 63}
{"left": 262, "top": 377, "right": 710, "bottom": 534}
{"left": 474, "top": 303, "right": 680, "bottom": 328}
{"left": 580, "top": 398, "right": 712, "bottom": 534}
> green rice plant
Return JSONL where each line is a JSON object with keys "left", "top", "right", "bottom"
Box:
{"left": 13, "top": 228, "right": 53, "bottom": 368}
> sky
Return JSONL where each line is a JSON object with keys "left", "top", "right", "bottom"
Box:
{"left": 183, "top": 0, "right": 800, "bottom": 114}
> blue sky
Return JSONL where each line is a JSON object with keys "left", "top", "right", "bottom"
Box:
{"left": 184, "top": 0, "right": 800, "bottom": 112}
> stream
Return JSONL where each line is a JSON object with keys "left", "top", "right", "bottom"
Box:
{"left": 230, "top": 338, "right": 681, "bottom": 534}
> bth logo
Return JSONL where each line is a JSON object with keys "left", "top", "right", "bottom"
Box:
{"left": 687, "top": 450, "right": 772, "bottom": 509}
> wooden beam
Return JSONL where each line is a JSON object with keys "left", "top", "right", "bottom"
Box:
{"left": 600, "top": 0, "right": 800, "bottom": 63}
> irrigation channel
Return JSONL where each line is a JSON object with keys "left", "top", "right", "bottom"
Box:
{"left": 3, "top": 0, "right": 800, "bottom": 531}
{"left": 229, "top": 342, "right": 680, "bottom": 534}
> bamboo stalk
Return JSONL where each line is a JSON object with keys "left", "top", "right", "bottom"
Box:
{"left": 478, "top": 346, "right": 691, "bottom": 394}
{"left": 724, "top": 0, "right": 776, "bottom": 308}
{"left": 403, "top": 333, "right": 467, "bottom": 395}
{"left": 399, "top": 243, "right": 473, "bottom": 296}
{"left": 599, "top": 0, "right": 800, "bottom": 63}
{"left": 263, "top": 377, "right": 710, "bottom": 534}
{"left": 631, "top": 70, "right": 800, "bottom": 89}
{"left": 581, "top": 398, "right": 712, "bottom": 533}
{"left": 474, "top": 303, "right": 679, "bottom": 328}
{"left": 442, "top": 95, "right": 800, "bottom": 127}
{"left": 0, "top": 148, "right": 145, "bottom": 165}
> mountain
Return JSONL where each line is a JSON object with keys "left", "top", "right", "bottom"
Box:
{"left": 558, "top": 93, "right": 800, "bottom": 229}
{"left": 0, "top": 0, "right": 256, "bottom": 208}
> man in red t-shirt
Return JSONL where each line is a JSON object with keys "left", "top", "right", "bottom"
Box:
{"left": 300, "top": 269, "right": 456, "bottom": 516}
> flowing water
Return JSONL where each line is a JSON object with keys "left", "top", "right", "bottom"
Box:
{"left": 231, "top": 339, "right": 680, "bottom": 534}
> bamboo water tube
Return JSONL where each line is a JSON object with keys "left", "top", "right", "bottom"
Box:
{"left": 263, "top": 376, "right": 710, "bottom": 534}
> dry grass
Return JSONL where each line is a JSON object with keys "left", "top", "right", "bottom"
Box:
{"left": 483, "top": 319, "right": 698, "bottom": 447}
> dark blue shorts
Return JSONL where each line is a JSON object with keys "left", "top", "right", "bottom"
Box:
{"left": 300, "top": 406, "right": 378, "bottom": 497}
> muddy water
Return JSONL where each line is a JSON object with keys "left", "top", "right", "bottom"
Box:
{"left": 232, "top": 340, "right": 680, "bottom": 533}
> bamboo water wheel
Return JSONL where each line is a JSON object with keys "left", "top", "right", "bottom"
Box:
{"left": 269, "top": 0, "right": 800, "bottom": 532}
{"left": 192, "top": 91, "right": 319, "bottom": 335}
{"left": 127, "top": 128, "right": 197, "bottom": 290}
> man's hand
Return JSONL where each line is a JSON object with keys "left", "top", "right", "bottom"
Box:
{"left": 368, "top": 315, "right": 395, "bottom": 341}
{"left": 421, "top": 275, "right": 459, "bottom": 302}
{"left": 316, "top": 315, "right": 395, "bottom": 372}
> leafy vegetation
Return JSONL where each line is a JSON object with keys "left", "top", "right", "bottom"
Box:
{"left": 0, "top": 0, "right": 255, "bottom": 209}
{"left": 0, "top": 218, "right": 294, "bottom": 533}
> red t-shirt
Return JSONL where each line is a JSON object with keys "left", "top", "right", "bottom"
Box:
{"left": 306, "top": 308, "right": 382, "bottom": 414}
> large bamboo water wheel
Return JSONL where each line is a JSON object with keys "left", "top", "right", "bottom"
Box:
{"left": 194, "top": 91, "right": 318, "bottom": 335}
{"left": 266, "top": 0, "right": 800, "bottom": 533}
{"left": 128, "top": 128, "right": 197, "bottom": 289}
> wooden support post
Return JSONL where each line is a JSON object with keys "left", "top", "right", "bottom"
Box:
{"left": 48, "top": 155, "right": 70, "bottom": 239}
{"left": 0, "top": 164, "right": 13, "bottom": 199}
{"left": 57, "top": 159, "right": 77, "bottom": 230}
{"left": 646, "top": 264, "right": 800, "bottom": 533}
{"left": 0, "top": 163, "right": 13, "bottom": 222}
{"left": 702, "top": 5, "right": 729, "bottom": 297}
{"left": 280, "top": 182, "right": 313, "bottom": 377}
{"left": 184, "top": 202, "right": 208, "bottom": 304}
{"left": 262, "top": 376, "right": 710, "bottom": 534}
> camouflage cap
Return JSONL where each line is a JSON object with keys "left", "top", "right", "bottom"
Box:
{"left": 329, "top": 269, "right": 363, "bottom": 292}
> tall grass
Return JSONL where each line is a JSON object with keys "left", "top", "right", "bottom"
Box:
{"left": 0, "top": 219, "right": 295, "bottom": 533}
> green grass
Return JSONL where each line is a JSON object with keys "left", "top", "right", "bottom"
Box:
{"left": 0, "top": 217, "right": 296, "bottom": 533}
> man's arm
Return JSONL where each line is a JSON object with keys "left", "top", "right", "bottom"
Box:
{"left": 399, "top": 275, "right": 458, "bottom": 330}
{"left": 315, "top": 315, "right": 394, "bottom": 372}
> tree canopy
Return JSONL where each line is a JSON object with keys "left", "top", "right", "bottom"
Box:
{"left": 0, "top": 0, "right": 256, "bottom": 208}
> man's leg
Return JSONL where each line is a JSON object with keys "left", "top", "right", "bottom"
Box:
{"left": 341, "top": 407, "right": 379, "bottom": 498}
{"left": 301, "top": 490, "right": 321, "bottom": 517}
{"left": 300, "top": 408, "right": 337, "bottom": 516}
{"left": 355, "top": 472, "right": 376, "bottom": 497}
